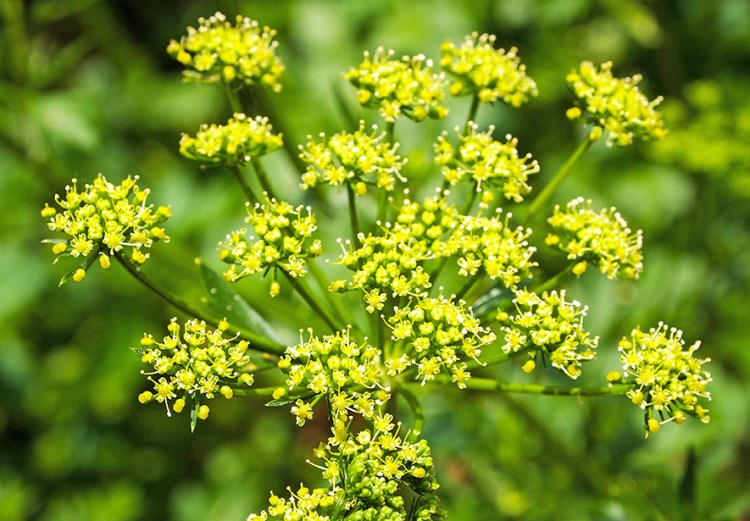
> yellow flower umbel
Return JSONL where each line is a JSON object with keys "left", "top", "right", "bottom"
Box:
{"left": 546, "top": 197, "right": 643, "bottom": 280}
{"left": 137, "top": 318, "right": 254, "bottom": 424}
{"left": 451, "top": 209, "right": 537, "bottom": 289}
{"left": 167, "top": 12, "right": 284, "bottom": 90}
{"left": 219, "top": 196, "right": 322, "bottom": 291}
{"left": 618, "top": 323, "right": 711, "bottom": 435}
{"left": 435, "top": 123, "right": 540, "bottom": 201}
{"left": 179, "top": 113, "right": 282, "bottom": 165}
{"left": 386, "top": 294, "right": 495, "bottom": 388}
{"left": 440, "top": 33, "right": 538, "bottom": 107}
{"left": 500, "top": 289, "right": 598, "bottom": 379}
{"left": 279, "top": 328, "right": 387, "bottom": 426}
{"left": 248, "top": 427, "right": 443, "bottom": 520}
{"left": 42, "top": 174, "right": 171, "bottom": 283}
{"left": 299, "top": 121, "right": 406, "bottom": 193}
{"left": 336, "top": 195, "right": 459, "bottom": 302}
{"left": 566, "top": 61, "right": 666, "bottom": 147}
{"left": 344, "top": 47, "right": 447, "bottom": 122}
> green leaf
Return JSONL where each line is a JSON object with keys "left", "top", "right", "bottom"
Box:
{"left": 265, "top": 398, "right": 296, "bottom": 408}
{"left": 197, "top": 259, "right": 283, "bottom": 344}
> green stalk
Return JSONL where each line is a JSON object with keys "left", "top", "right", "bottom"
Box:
{"left": 433, "top": 375, "right": 632, "bottom": 397}
{"left": 398, "top": 386, "right": 425, "bottom": 438}
{"left": 251, "top": 158, "right": 278, "bottom": 200}
{"left": 454, "top": 272, "right": 481, "bottom": 301}
{"left": 231, "top": 165, "right": 258, "bottom": 204}
{"left": 460, "top": 183, "right": 479, "bottom": 215}
{"left": 525, "top": 137, "right": 593, "bottom": 224}
{"left": 346, "top": 182, "right": 361, "bottom": 241}
{"left": 282, "top": 270, "right": 340, "bottom": 332}
{"left": 224, "top": 81, "right": 244, "bottom": 114}
{"left": 464, "top": 93, "right": 480, "bottom": 133}
{"left": 115, "top": 253, "right": 285, "bottom": 355}
{"left": 531, "top": 264, "right": 575, "bottom": 294}
{"left": 308, "top": 259, "right": 353, "bottom": 327}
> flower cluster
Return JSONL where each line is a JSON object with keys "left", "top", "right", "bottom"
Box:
{"left": 566, "top": 61, "right": 666, "bottom": 146}
{"left": 179, "top": 113, "right": 282, "bottom": 165}
{"left": 440, "top": 33, "right": 538, "bottom": 107}
{"left": 299, "top": 121, "right": 406, "bottom": 193}
{"left": 499, "top": 289, "right": 598, "bottom": 378}
{"left": 335, "top": 195, "right": 459, "bottom": 301}
{"left": 387, "top": 294, "right": 494, "bottom": 387}
{"left": 219, "top": 196, "right": 322, "bottom": 292}
{"left": 452, "top": 210, "right": 537, "bottom": 289}
{"left": 137, "top": 318, "right": 254, "bottom": 421}
{"left": 345, "top": 48, "right": 447, "bottom": 122}
{"left": 546, "top": 197, "right": 643, "bottom": 280}
{"left": 166, "top": 12, "right": 284, "bottom": 90}
{"left": 435, "top": 124, "right": 540, "bottom": 201}
{"left": 277, "top": 328, "right": 388, "bottom": 425}
{"left": 616, "top": 323, "right": 711, "bottom": 434}
{"left": 42, "top": 174, "right": 171, "bottom": 282}
{"left": 248, "top": 423, "right": 444, "bottom": 520}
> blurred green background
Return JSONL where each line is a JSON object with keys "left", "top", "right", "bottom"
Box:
{"left": 1, "top": 0, "right": 749, "bottom": 519}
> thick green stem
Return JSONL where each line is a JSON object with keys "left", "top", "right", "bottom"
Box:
{"left": 455, "top": 273, "right": 481, "bottom": 301}
{"left": 460, "top": 183, "right": 479, "bottom": 215}
{"left": 464, "top": 94, "right": 480, "bottom": 133}
{"left": 115, "top": 253, "right": 285, "bottom": 355}
{"left": 282, "top": 270, "right": 340, "bottom": 332}
{"left": 224, "top": 81, "right": 243, "bottom": 114}
{"left": 115, "top": 252, "right": 206, "bottom": 320}
{"left": 251, "top": 158, "right": 278, "bottom": 200}
{"left": 308, "top": 259, "right": 353, "bottom": 327}
{"left": 433, "top": 375, "right": 632, "bottom": 396}
{"left": 398, "top": 386, "right": 424, "bottom": 438}
{"left": 231, "top": 165, "right": 258, "bottom": 204}
{"left": 525, "top": 138, "right": 593, "bottom": 224}
{"left": 531, "top": 264, "right": 575, "bottom": 294}
{"left": 346, "top": 183, "right": 361, "bottom": 241}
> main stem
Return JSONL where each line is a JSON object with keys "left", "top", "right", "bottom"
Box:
{"left": 346, "top": 183, "right": 361, "bottom": 242}
{"left": 231, "top": 165, "right": 258, "bottom": 204}
{"left": 251, "top": 159, "right": 278, "bottom": 200}
{"left": 282, "top": 270, "right": 341, "bottom": 332}
{"left": 525, "top": 137, "right": 593, "bottom": 224}
{"left": 441, "top": 376, "right": 632, "bottom": 397}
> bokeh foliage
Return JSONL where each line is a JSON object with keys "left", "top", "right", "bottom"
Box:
{"left": 1, "top": 0, "right": 749, "bottom": 519}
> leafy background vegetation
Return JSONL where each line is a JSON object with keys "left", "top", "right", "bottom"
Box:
{"left": 1, "top": 0, "right": 749, "bottom": 519}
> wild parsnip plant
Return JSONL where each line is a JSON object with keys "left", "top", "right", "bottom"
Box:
{"left": 41, "top": 12, "right": 712, "bottom": 520}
